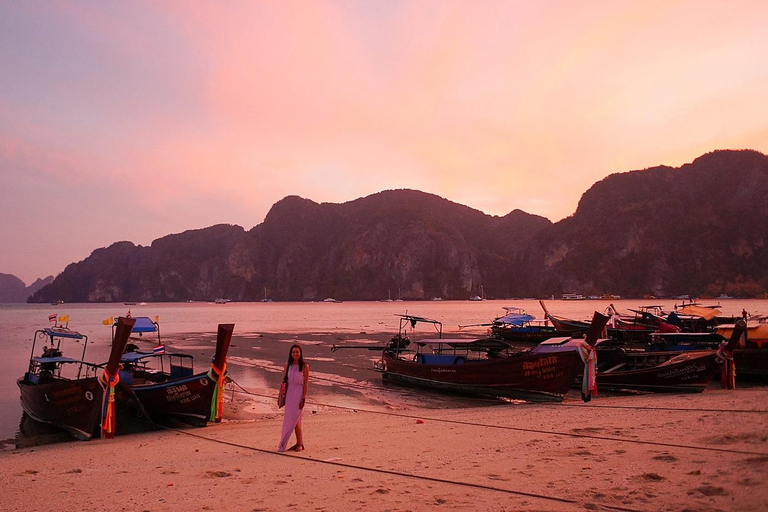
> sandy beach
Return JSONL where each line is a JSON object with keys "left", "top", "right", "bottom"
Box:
{"left": 3, "top": 331, "right": 768, "bottom": 512}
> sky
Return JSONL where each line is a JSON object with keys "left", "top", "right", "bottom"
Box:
{"left": 1, "top": 1, "right": 767, "bottom": 285}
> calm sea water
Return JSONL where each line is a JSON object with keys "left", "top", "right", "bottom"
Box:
{"left": 1, "top": 299, "right": 762, "bottom": 444}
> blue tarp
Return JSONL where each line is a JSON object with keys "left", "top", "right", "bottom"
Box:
{"left": 115, "top": 316, "right": 157, "bottom": 333}
{"left": 495, "top": 313, "right": 535, "bottom": 325}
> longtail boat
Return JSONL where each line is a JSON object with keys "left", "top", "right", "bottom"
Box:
{"left": 540, "top": 301, "right": 660, "bottom": 342}
{"left": 532, "top": 337, "right": 719, "bottom": 393}
{"left": 17, "top": 317, "right": 135, "bottom": 440}
{"left": 369, "top": 313, "right": 608, "bottom": 402}
{"left": 116, "top": 322, "right": 234, "bottom": 426}
{"left": 649, "top": 321, "right": 768, "bottom": 378}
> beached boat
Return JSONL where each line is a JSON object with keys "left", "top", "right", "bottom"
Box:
{"left": 651, "top": 321, "right": 768, "bottom": 377}
{"left": 17, "top": 317, "right": 135, "bottom": 440}
{"left": 531, "top": 338, "right": 719, "bottom": 393}
{"left": 371, "top": 313, "right": 608, "bottom": 402}
{"left": 540, "top": 301, "right": 660, "bottom": 343}
{"left": 115, "top": 322, "right": 234, "bottom": 426}
{"left": 459, "top": 306, "right": 575, "bottom": 344}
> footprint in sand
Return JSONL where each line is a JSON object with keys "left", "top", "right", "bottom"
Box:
{"left": 690, "top": 485, "right": 729, "bottom": 496}
{"left": 638, "top": 473, "right": 665, "bottom": 482}
{"left": 205, "top": 470, "right": 232, "bottom": 478}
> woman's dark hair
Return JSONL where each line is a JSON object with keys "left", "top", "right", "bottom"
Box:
{"left": 286, "top": 344, "right": 305, "bottom": 372}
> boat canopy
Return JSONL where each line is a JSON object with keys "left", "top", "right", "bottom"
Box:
{"left": 395, "top": 314, "right": 441, "bottom": 326}
{"left": 495, "top": 313, "right": 535, "bottom": 325}
{"left": 119, "top": 316, "right": 158, "bottom": 333}
{"left": 122, "top": 351, "right": 193, "bottom": 363}
{"left": 43, "top": 327, "right": 85, "bottom": 340}
{"left": 676, "top": 306, "right": 721, "bottom": 321}
{"left": 415, "top": 337, "right": 515, "bottom": 350}
{"left": 31, "top": 355, "right": 82, "bottom": 364}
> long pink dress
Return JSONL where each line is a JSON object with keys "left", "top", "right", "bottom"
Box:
{"left": 278, "top": 364, "right": 304, "bottom": 451}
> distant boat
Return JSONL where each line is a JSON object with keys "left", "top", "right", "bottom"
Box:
{"left": 431, "top": 297, "right": 443, "bottom": 301}
{"left": 469, "top": 285, "right": 485, "bottom": 301}
{"left": 261, "top": 287, "right": 273, "bottom": 302}
{"left": 562, "top": 293, "right": 586, "bottom": 300}
{"left": 323, "top": 297, "right": 342, "bottom": 303}
{"left": 214, "top": 298, "right": 230, "bottom": 304}
{"left": 381, "top": 290, "right": 394, "bottom": 302}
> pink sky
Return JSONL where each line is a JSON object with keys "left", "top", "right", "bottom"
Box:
{"left": 1, "top": 1, "right": 767, "bottom": 285}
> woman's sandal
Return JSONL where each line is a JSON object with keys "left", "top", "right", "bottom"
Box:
{"left": 288, "top": 444, "right": 298, "bottom": 451}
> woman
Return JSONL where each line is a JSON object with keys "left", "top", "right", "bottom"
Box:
{"left": 278, "top": 344, "right": 310, "bottom": 452}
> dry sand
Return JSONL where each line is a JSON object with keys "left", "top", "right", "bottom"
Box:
{"left": 2, "top": 386, "right": 767, "bottom": 512}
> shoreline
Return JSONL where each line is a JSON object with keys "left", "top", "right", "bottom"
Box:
{"left": 2, "top": 388, "right": 767, "bottom": 511}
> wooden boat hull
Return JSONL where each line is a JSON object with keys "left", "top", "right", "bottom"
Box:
{"left": 120, "top": 371, "right": 216, "bottom": 426}
{"left": 596, "top": 351, "right": 719, "bottom": 393}
{"left": 733, "top": 349, "right": 768, "bottom": 377}
{"left": 17, "top": 377, "right": 104, "bottom": 441}
{"left": 381, "top": 351, "right": 582, "bottom": 402}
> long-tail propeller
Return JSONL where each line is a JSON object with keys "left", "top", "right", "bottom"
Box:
{"left": 210, "top": 323, "right": 234, "bottom": 423}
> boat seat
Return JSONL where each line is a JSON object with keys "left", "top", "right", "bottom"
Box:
{"left": 170, "top": 365, "right": 193, "bottom": 379}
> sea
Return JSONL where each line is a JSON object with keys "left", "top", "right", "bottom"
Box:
{"left": 1, "top": 298, "right": 763, "bottom": 446}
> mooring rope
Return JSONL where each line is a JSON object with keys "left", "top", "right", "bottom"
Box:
{"left": 166, "top": 425, "right": 643, "bottom": 512}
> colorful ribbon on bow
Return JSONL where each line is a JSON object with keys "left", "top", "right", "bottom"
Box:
{"left": 577, "top": 342, "right": 597, "bottom": 402}
{"left": 208, "top": 362, "right": 228, "bottom": 423}
{"left": 716, "top": 344, "right": 736, "bottom": 390}
{"left": 100, "top": 368, "right": 120, "bottom": 438}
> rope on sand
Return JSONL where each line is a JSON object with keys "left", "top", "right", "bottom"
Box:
{"left": 226, "top": 378, "right": 768, "bottom": 457}
{"left": 169, "top": 426, "right": 643, "bottom": 512}
{"left": 551, "top": 401, "right": 768, "bottom": 414}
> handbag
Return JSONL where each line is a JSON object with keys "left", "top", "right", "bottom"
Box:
{"left": 278, "top": 382, "right": 287, "bottom": 408}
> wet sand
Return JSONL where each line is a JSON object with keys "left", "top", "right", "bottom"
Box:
{"left": 2, "top": 332, "right": 768, "bottom": 511}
